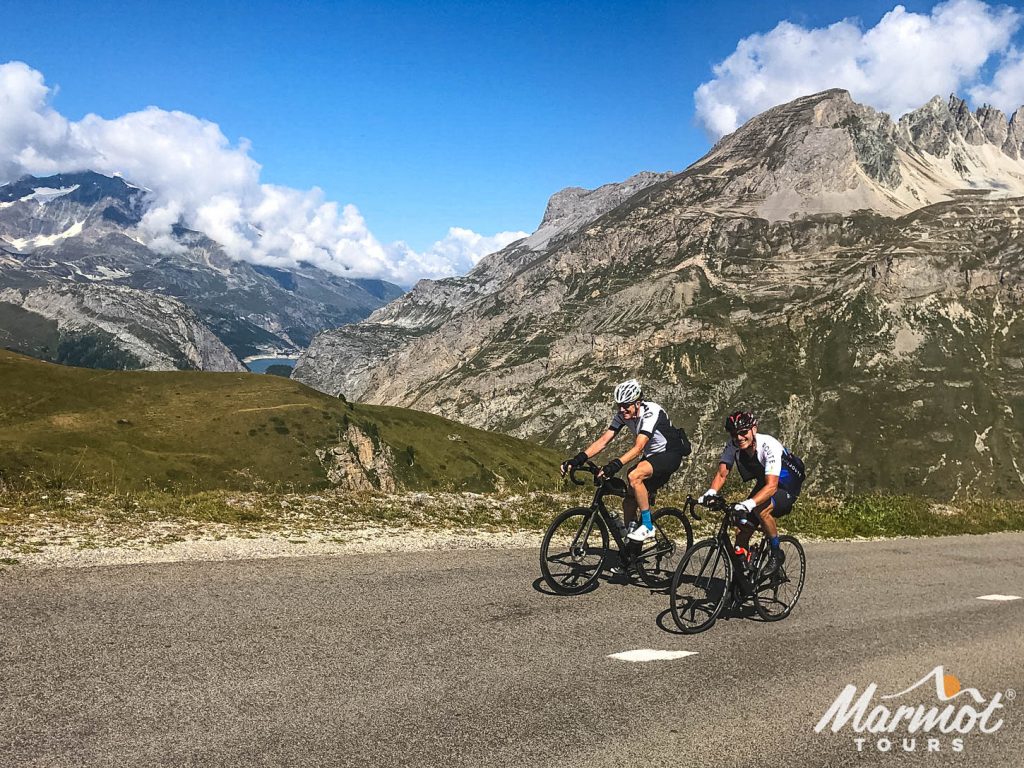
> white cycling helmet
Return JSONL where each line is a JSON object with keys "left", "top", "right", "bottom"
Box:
{"left": 613, "top": 379, "right": 643, "bottom": 405}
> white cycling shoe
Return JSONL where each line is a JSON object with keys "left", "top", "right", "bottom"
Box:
{"left": 626, "top": 524, "right": 656, "bottom": 543}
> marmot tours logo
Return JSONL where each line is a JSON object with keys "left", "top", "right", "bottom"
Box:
{"left": 814, "top": 666, "right": 1011, "bottom": 754}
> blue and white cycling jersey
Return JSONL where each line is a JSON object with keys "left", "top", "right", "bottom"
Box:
{"left": 719, "top": 432, "right": 803, "bottom": 492}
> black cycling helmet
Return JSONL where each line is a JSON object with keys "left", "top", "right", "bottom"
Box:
{"left": 724, "top": 411, "right": 758, "bottom": 434}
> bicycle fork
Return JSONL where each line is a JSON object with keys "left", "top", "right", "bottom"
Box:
{"left": 571, "top": 511, "right": 600, "bottom": 556}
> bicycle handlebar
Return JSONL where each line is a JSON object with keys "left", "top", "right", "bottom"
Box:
{"left": 684, "top": 493, "right": 728, "bottom": 522}
{"left": 568, "top": 461, "right": 603, "bottom": 486}
{"left": 567, "top": 461, "right": 590, "bottom": 486}
{"left": 567, "top": 462, "right": 629, "bottom": 497}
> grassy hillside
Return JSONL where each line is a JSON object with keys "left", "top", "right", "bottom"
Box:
{"left": 0, "top": 350, "right": 561, "bottom": 492}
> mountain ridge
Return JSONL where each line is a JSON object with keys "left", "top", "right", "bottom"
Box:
{"left": 293, "top": 89, "right": 1024, "bottom": 500}
{"left": 0, "top": 171, "right": 404, "bottom": 369}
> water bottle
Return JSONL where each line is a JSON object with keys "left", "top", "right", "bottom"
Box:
{"left": 734, "top": 546, "right": 750, "bottom": 572}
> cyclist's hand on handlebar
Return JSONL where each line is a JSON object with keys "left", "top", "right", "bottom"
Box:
{"left": 731, "top": 498, "right": 756, "bottom": 524}
{"left": 598, "top": 458, "right": 622, "bottom": 479}
{"left": 697, "top": 488, "right": 717, "bottom": 505}
{"left": 560, "top": 451, "right": 589, "bottom": 477}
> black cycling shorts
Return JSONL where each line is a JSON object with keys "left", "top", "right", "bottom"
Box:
{"left": 632, "top": 451, "right": 683, "bottom": 501}
{"left": 750, "top": 485, "right": 798, "bottom": 517}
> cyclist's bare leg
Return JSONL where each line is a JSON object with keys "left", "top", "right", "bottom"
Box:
{"left": 735, "top": 523, "right": 755, "bottom": 550}
{"left": 628, "top": 461, "right": 655, "bottom": 517}
{"left": 734, "top": 500, "right": 773, "bottom": 549}
{"left": 758, "top": 505, "right": 779, "bottom": 539}
{"left": 622, "top": 486, "right": 659, "bottom": 526}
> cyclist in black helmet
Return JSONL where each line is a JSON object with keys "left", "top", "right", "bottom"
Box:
{"left": 697, "top": 411, "right": 805, "bottom": 575}
{"left": 561, "top": 379, "right": 690, "bottom": 543}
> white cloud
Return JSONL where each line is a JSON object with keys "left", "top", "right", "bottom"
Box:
{"left": 695, "top": 0, "right": 1023, "bottom": 138}
{"left": 0, "top": 60, "right": 525, "bottom": 286}
{"left": 383, "top": 227, "right": 527, "bottom": 284}
{"left": 970, "top": 47, "right": 1024, "bottom": 113}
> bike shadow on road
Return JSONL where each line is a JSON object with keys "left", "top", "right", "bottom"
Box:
{"left": 654, "top": 600, "right": 763, "bottom": 635}
{"left": 531, "top": 576, "right": 599, "bottom": 596}
{"left": 531, "top": 572, "right": 645, "bottom": 596}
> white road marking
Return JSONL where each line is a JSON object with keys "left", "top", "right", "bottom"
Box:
{"left": 607, "top": 649, "right": 698, "bottom": 663}
{"left": 976, "top": 594, "right": 1022, "bottom": 601}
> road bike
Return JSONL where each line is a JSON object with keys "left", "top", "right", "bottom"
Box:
{"left": 669, "top": 494, "right": 806, "bottom": 633}
{"left": 539, "top": 462, "right": 693, "bottom": 594}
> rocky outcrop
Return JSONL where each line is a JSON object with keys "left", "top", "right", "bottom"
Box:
{"left": 686, "top": 89, "right": 1024, "bottom": 221}
{"left": 523, "top": 171, "right": 674, "bottom": 250}
{"left": 948, "top": 95, "right": 986, "bottom": 145}
{"left": 977, "top": 105, "right": 1009, "bottom": 148}
{"left": 316, "top": 423, "right": 397, "bottom": 491}
{"left": 1005, "top": 110, "right": 1024, "bottom": 159}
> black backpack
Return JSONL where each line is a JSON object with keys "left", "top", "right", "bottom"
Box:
{"left": 782, "top": 449, "right": 806, "bottom": 490}
{"left": 675, "top": 426, "right": 692, "bottom": 457}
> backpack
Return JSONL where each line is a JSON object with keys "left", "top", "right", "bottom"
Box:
{"left": 674, "top": 426, "right": 692, "bottom": 457}
{"left": 781, "top": 449, "right": 806, "bottom": 491}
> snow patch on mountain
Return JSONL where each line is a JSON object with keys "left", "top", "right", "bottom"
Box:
{"left": 29, "top": 185, "right": 80, "bottom": 202}
{"left": 6, "top": 220, "right": 84, "bottom": 250}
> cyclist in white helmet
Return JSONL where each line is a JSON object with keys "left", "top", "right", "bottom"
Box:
{"left": 561, "top": 379, "right": 690, "bottom": 542}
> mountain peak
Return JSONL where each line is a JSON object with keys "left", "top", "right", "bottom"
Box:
{"left": 682, "top": 89, "right": 1024, "bottom": 222}
{"left": 520, "top": 170, "right": 674, "bottom": 251}
{"left": 0, "top": 171, "right": 145, "bottom": 211}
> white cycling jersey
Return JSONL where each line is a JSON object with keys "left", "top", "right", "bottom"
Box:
{"left": 608, "top": 401, "right": 684, "bottom": 457}
{"left": 720, "top": 433, "right": 783, "bottom": 477}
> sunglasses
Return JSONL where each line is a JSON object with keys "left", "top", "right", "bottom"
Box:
{"left": 730, "top": 428, "right": 752, "bottom": 438}
{"left": 618, "top": 402, "right": 638, "bottom": 412}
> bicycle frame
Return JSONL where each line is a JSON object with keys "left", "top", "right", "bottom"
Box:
{"left": 569, "top": 463, "right": 632, "bottom": 554}
{"left": 684, "top": 495, "right": 769, "bottom": 594}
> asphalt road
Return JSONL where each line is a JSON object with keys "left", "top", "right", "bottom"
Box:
{"left": 2, "top": 533, "right": 1023, "bottom": 767}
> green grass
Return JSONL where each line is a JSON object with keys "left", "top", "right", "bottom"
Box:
{"left": 781, "top": 495, "right": 1024, "bottom": 539}
{"left": 0, "top": 349, "right": 562, "bottom": 492}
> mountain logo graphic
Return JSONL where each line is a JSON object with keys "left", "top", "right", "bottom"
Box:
{"left": 815, "top": 665, "right": 1006, "bottom": 739}
{"left": 879, "top": 666, "right": 985, "bottom": 704}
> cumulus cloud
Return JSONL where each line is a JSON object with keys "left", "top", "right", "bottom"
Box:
{"left": 969, "top": 47, "right": 1024, "bottom": 111}
{"left": 695, "top": 0, "right": 1024, "bottom": 138}
{"left": 0, "top": 61, "right": 526, "bottom": 285}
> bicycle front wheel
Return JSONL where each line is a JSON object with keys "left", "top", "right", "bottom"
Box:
{"left": 539, "top": 507, "right": 610, "bottom": 595}
{"left": 636, "top": 507, "right": 694, "bottom": 590}
{"left": 752, "top": 535, "right": 806, "bottom": 621}
{"left": 669, "top": 539, "right": 732, "bottom": 634}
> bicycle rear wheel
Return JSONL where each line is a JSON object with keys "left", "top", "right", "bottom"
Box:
{"left": 539, "top": 507, "right": 610, "bottom": 595}
{"left": 636, "top": 507, "right": 694, "bottom": 590}
{"left": 669, "top": 539, "right": 732, "bottom": 634}
{"left": 752, "top": 535, "right": 806, "bottom": 621}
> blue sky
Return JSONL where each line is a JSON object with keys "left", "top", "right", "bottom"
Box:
{"left": 1, "top": 0, "right": 1021, "bottom": 283}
